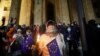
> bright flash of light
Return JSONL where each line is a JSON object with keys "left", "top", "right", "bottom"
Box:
{"left": 37, "top": 34, "right": 40, "bottom": 42}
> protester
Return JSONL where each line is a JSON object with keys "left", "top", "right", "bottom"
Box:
{"left": 0, "top": 26, "right": 7, "bottom": 56}
{"left": 32, "top": 21, "right": 66, "bottom": 56}
{"left": 21, "top": 29, "right": 33, "bottom": 56}
{"left": 2, "top": 17, "right": 6, "bottom": 26}
{"left": 10, "top": 29, "right": 23, "bottom": 56}
{"left": 0, "top": 18, "right": 100, "bottom": 56}
{"left": 7, "top": 24, "right": 16, "bottom": 43}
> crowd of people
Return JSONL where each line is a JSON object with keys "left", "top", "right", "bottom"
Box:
{"left": 0, "top": 18, "right": 100, "bottom": 56}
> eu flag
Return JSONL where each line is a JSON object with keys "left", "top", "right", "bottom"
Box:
{"left": 47, "top": 39, "right": 61, "bottom": 56}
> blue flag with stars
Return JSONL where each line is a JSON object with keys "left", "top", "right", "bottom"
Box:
{"left": 47, "top": 39, "right": 61, "bottom": 56}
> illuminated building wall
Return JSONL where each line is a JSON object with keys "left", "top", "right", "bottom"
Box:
{"left": 0, "top": 0, "right": 12, "bottom": 26}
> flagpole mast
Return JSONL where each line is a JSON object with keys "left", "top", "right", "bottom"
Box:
{"left": 76, "top": 0, "right": 88, "bottom": 56}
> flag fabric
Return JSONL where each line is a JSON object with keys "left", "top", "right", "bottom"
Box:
{"left": 21, "top": 35, "right": 33, "bottom": 53}
{"left": 47, "top": 39, "right": 61, "bottom": 56}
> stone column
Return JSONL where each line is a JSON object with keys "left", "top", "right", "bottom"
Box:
{"left": 19, "top": 0, "right": 31, "bottom": 26}
{"left": 82, "top": 0, "right": 95, "bottom": 21}
{"left": 68, "top": 0, "right": 78, "bottom": 23}
{"left": 0, "top": 1, "right": 3, "bottom": 25}
{"left": 59, "top": 0, "right": 70, "bottom": 25}
{"left": 34, "top": 0, "right": 42, "bottom": 25}
{"left": 9, "top": 0, "right": 21, "bottom": 24}
{"left": 42, "top": 0, "right": 46, "bottom": 24}
{"left": 55, "top": 0, "right": 61, "bottom": 22}
{"left": 30, "top": 0, "right": 34, "bottom": 25}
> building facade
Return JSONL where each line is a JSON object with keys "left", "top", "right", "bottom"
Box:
{"left": 0, "top": 0, "right": 98, "bottom": 26}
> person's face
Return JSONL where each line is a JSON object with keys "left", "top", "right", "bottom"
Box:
{"left": 22, "top": 25, "right": 26, "bottom": 28}
{"left": 26, "top": 30, "right": 32, "bottom": 35}
{"left": 67, "top": 27, "right": 71, "bottom": 32}
{"left": 71, "top": 23, "right": 74, "bottom": 26}
{"left": 46, "top": 25, "right": 57, "bottom": 33}
{"left": 1, "top": 30, "right": 5, "bottom": 33}
{"left": 17, "top": 31, "right": 21, "bottom": 34}
{"left": 36, "top": 26, "right": 39, "bottom": 31}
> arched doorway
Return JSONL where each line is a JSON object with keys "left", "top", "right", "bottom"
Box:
{"left": 46, "top": 0, "right": 55, "bottom": 22}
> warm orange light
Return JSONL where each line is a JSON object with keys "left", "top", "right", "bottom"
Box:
{"left": 37, "top": 34, "right": 40, "bottom": 42}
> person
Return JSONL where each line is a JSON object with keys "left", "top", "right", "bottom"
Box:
{"left": 66, "top": 23, "right": 80, "bottom": 56}
{"left": 7, "top": 24, "right": 16, "bottom": 43}
{"left": 21, "top": 24, "right": 27, "bottom": 37}
{"left": 32, "top": 21, "right": 66, "bottom": 56}
{"left": 21, "top": 29, "right": 33, "bottom": 56}
{"left": 57, "top": 22, "right": 68, "bottom": 44}
{"left": 40, "top": 23, "right": 46, "bottom": 34}
{"left": 2, "top": 17, "right": 6, "bottom": 26}
{"left": 10, "top": 29, "right": 23, "bottom": 56}
{"left": 86, "top": 20, "right": 98, "bottom": 56}
{"left": 33, "top": 25, "right": 41, "bottom": 45}
{"left": 32, "top": 25, "right": 41, "bottom": 56}
{"left": 0, "top": 26, "right": 7, "bottom": 56}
